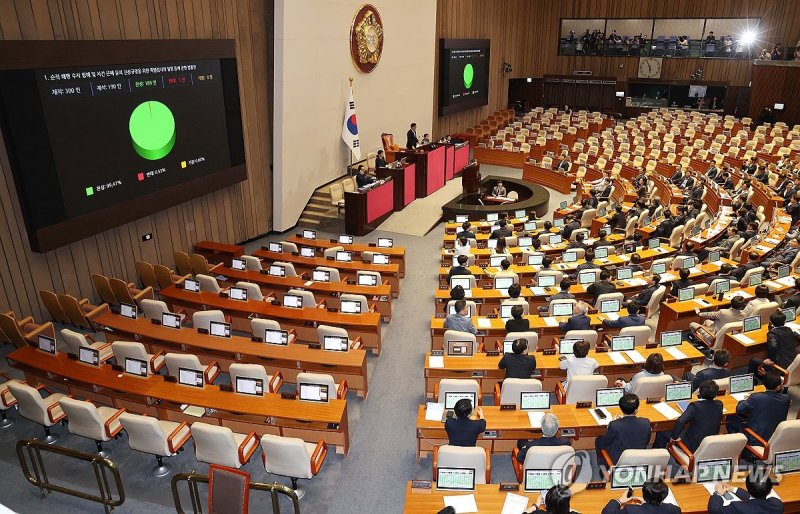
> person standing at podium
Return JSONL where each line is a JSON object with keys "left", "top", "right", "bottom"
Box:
{"left": 492, "top": 180, "right": 507, "bottom": 197}
{"left": 406, "top": 123, "right": 419, "bottom": 149}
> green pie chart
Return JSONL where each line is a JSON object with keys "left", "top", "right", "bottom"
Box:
{"left": 463, "top": 63, "right": 474, "bottom": 89}
{"left": 129, "top": 100, "right": 176, "bottom": 161}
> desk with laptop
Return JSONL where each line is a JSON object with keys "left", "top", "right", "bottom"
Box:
{"left": 285, "top": 232, "right": 406, "bottom": 276}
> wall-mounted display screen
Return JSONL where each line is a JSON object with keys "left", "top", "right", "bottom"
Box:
{"left": 439, "top": 39, "right": 490, "bottom": 116}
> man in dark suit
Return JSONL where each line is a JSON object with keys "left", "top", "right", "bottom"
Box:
{"left": 406, "top": 122, "right": 419, "bottom": 149}
{"left": 661, "top": 379, "right": 723, "bottom": 452}
{"left": 670, "top": 268, "right": 694, "bottom": 296}
{"left": 598, "top": 182, "right": 614, "bottom": 201}
{"left": 690, "top": 349, "right": 731, "bottom": 391}
{"left": 499, "top": 338, "right": 536, "bottom": 379}
{"left": 732, "top": 252, "right": 761, "bottom": 281}
{"left": 708, "top": 472, "right": 783, "bottom": 514}
{"left": 559, "top": 301, "right": 591, "bottom": 332}
{"left": 515, "top": 413, "right": 571, "bottom": 462}
{"left": 706, "top": 164, "right": 719, "bottom": 180}
{"left": 444, "top": 399, "right": 485, "bottom": 447}
{"left": 726, "top": 371, "right": 791, "bottom": 447}
{"left": 608, "top": 206, "right": 627, "bottom": 231}
{"left": 595, "top": 393, "right": 652, "bottom": 466}
{"left": 490, "top": 219, "right": 513, "bottom": 239}
{"left": 374, "top": 149, "right": 387, "bottom": 169}
{"left": 504, "top": 305, "right": 531, "bottom": 333}
{"left": 447, "top": 255, "right": 473, "bottom": 280}
{"left": 602, "top": 302, "right": 646, "bottom": 329}
{"left": 669, "top": 166, "right": 684, "bottom": 185}
{"left": 556, "top": 153, "right": 571, "bottom": 171}
{"left": 601, "top": 478, "right": 680, "bottom": 514}
{"left": 561, "top": 215, "right": 581, "bottom": 241}
{"left": 782, "top": 277, "right": 800, "bottom": 309}
{"left": 748, "top": 310, "right": 800, "bottom": 379}
{"left": 456, "top": 221, "right": 476, "bottom": 240}
{"left": 587, "top": 270, "right": 616, "bottom": 304}
{"left": 632, "top": 275, "right": 662, "bottom": 307}
{"left": 655, "top": 211, "right": 676, "bottom": 239}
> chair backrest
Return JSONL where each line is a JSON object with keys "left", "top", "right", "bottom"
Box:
{"left": 619, "top": 325, "right": 652, "bottom": 346}
{"left": 119, "top": 412, "right": 173, "bottom": 456}
{"left": 784, "top": 355, "right": 800, "bottom": 387}
{"left": 342, "top": 177, "right": 356, "bottom": 193}
{"left": 443, "top": 330, "right": 479, "bottom": 355}
{"left": 140, "top": 299, "right": 171, "bottom": 320}
{"left": 297, "top": 372, "right": 336, "bottom": 393}
{"left": 646, "top": 286, "right": 667, "bottom": 319}
{"left": 91, "top": 273, "right": 118, "bottom": 305}
{"left": 279, "top": 242, "right": 299, "bottom": 254}
{"left": 193, "top": 310, "right": 225, "bottom": 331}
{"left": 59, "top": 397, "right": 106, "bottom": 441}
{"left": 164, "top": 353, "right": 203, "bottom": 377}
{"left": 505, "top": 332, "right": 539, "bottom": 353}
{"left": 7, "top": 382, "right": 51, "bottom": 426}
{"left": 61, "top": 328, "right": 90, "bottom": 354}
{"left": 229, "top": 363, "right": 273, "bottom": 393}
{"left": 317, "top": 324, "right": 349, "bottom": 347}
{"left": 629, "top": 375, "right": 672, "bottom": 399}
{"left": 669, "top": 225, "right": 685, "bottom": 247}
{"left": 712, "top": 321, "right": 741, "bottom": 349}
{"left": 39, "top": 290, "right": 71, "bottom": 324}
{"left": 191, "top": 422, "right": 241, "bottom": 467}
{"left": 356, "top": 270, "right": 382, "bottom": 284}
{"left": 109, "top": 278, "right": 138, "bottom": 306}
{"left": 111, "top": 341, "right": 151, "bottom": 373}
{"left": 196, "top": 274, "right": 222, "bottom": 294}
{"left": 322, "top": 246, "right": 344, "bottom": 259}
{"left": 314, "top": 266, "right": 341, "bottom": 282}
{"left": 766, "top": 420, "right": 800, "bottom": 459}
{"left": 752, "top": 301, "right": 779, "bottom": 325}
{"left": 189, "top": 254, "right": 213, "bottom": 275}
{"left": 174, "top": 252, "right": 192, "bottom": 276}
{"left": 579, "top": 209, "right": 597, "bottom": 228}
{"left": 536, "top": 270, "right": 564, "bottom": 284}
{"left": 693, "top": 433, "right": 748, "bottom": 470}
{"left": 260, "top": 434, "right": 314, "bottom": 479}
{"left": 499, "top": 379, "right": 543, "bottom": 405}
{"left": 135, "top": 261, "right": 160, "bottom": 291}
{"left": 617, "top": 449, "right": 671, "bottom": 473}
{"left": 549, "top": 299, "right": 577, "bottom": 317}
{"left": 272, "top": 261, "right": 298, "bottom": 277}
{"left": 729, "top": 238, "right": 745, "bottom": 260}
{"left": 241, "top": 255, "right": 263, "bottom": 271}
{"left": 521, "top": 445, "right": 575, "bottom": 473}
{"left": 565, "top": 375, "right": 608, "bottom": 404}
{"left": 154, "top": 265, "right": 177, "bottom": 290}
{"left": 740, "top": 266, "right": 765, "bottom": 286}
{"left": 672, "top": 255, "right": 695, "bottom": 270}
{"left": 565, "top": 330, "right": 598, "bottom": 348}
{"left": 251, "top": 318, "right": 281, "bottom": 338}
{"left": 339, "top": 293, "right": 369, "bottom": 313}
{"left": 436, "top": 445, "right": 489, "bottom": 484}
{"left": 57, "top": 294, "right": 93, "bottom": 330}
{"left": 437, "top": 379, "right": 480, "bottom": 405}
{"left": 235, "top": 282, "right": 264, "bottom": 301}
{"left": 287, "top": 288, "right": 317, "bottom": 308}
{"left": 595, "top": 292, "right": 624, "bottom": 310}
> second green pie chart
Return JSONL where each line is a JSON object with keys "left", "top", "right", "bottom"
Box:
{"left": 129, "top": 100, "right": 176, "bottom": 161}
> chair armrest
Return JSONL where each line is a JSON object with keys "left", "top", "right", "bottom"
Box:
{"left": 350, "top": 337, "right": 363, "bottom": 351}
{"left": 434, "top": 382, "right": 439, "bottom": 403}
{"left": 25, "top": 322, "right": 55, "bottom": 342}
{"left": 34, "top": 384, "right": 52, "bottom": 394}
{"left": 667, "top": 439, "right": 694, "bottom": 470}
{"left": 600, "top": 449, "right": 614, "bottom": 470}
{"left": 174, "top": 274, "right": 191, "bottom": 285}
{"left": 237, "top": 432, "right": 258, "bottom": 465}
{"left": 264, "top": 292, "right": 277, "bottom": 301}
{"left": 15, "top": 316, "right": 33, "bottom": 328}
{"left": 512, "top": 447, "right": 523, "bottom": 482}
{"left": 85, "top": 334, "right": 97, "bottom": 343}
{"left": 369, "top": 303, "right": 378, "bottom": 313}
{"left": 478, "top": 343, "right": 485, "bottom": 353}
{"left": 208, "top": 262, "right": 223, "bottom": 273}
{"left": 204, "top": 361, "right": 221, "bottom": 384}
{"left": 287, "top": 329, "right": 297, "bottom": 344}
{"left": 337, "top": 380, "right": 348, "bottom": 400}
{"left": 1, "top": 385, "right": 17, "bottom": 408}
{"left": 78, "top": 298, "right": 89, "bottom": 306}
{"left": 555, "top": 381, "right": 566, "bottom": 404}
{"left": 167, "top": 421, "right": 192, "bottom": 454}
{"left": 133, "top": 286, "right": 155, "bottom": 302}
{"left": 771, "top": 363, "right": 788, "bottom": 376}
{"left": 269, "top": 372, "right": 283, "bottom": 394}
{"left": 310, "top": 440, "right": 328, "bottom": 475}
{"left": 104, "top": 408, "right": 127, "bottom": 438}
{"left": 0, "top": 371, "right": 10, "bottom": 381}
{"left": 432, "top": 445, "right": 440, "bottom": 476}
{"left": 150, "top": 350, "right": 166, "bottom": 373}
{"left": 300, "top": 272, "right": 309, "bottom": 280}
{"left": 493, "top": 382, "right": 502, "bottom": 406}
{"left": 85, "top": 303, "right": 109, "bottom": 321}
{"left": 317, "top": 299, "right": 328, "bottom": 309}
{"left": 484, "top": 447, "right": 492, "bottom": 484}
{"left": 382, "top": 279, "right": 390, "bottom": 287}
{"left": 744, "top": 428, "right": 770, "bottom": 461}
{"left": 47, "top": 398, "right": 67, "bottom": 424}
{"left": 694, "top": 325, "right": 716, "bottom": 348}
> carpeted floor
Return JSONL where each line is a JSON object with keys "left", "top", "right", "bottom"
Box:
{"left": 0, "top": 170, "right": 574, "bottom": 513}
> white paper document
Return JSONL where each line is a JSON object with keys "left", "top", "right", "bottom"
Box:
{"left": 608, "top": 351, "right": 629, "bottom": 365}
{"left": 764, "top": 281, "right": 782, "bottom": 291}
{"left": 660, "top": 273, "right": 677, "bottom": 281}
{"left": 724, "top": 291, "right": 752, "bottom": 300}
{"left": 443, "top": 494, "right": 478, "bottom": 513}
{"left": 653, "top": 402, "right": 681, "bottom": 420}
{"left": 625, "top": 350, "right": 646, "bottom": 364}
{"left": 590, "top": 407, "right": 613, "bottom": 426}
{"left": 477, "top": 318, "right": 492, "bottom": 329}
{"left": 463, "top": 289, "right": 473, "bottom": 298}
{"left": 501, "top": 492, "right": 531, "bottom": 514}
{"left": 628, "top": 278, "right": 648, "bottom": 286}
{"left": 604, "top": 313, "right": 620, "bottom": 321}
{"left": 665, "top": 347, "right": 688, "bottom": 360}
{"left": 777, "top": 275, "right": 797, "bottom": 287}
{"left": 429, "top": 356, "right": 445, "bottom": 368}
{"left": 425, "top": 402, "right": 445, "bottom": 421}
{"left": 693, "top": 298, "right": 712, "bottom": 307}
{"left": 532, "top": 287, "right": 547, "bottom": 296}
{"left": 528, "top": 411, "right": 545, "bottom": 428}
{"left": 732, "top": 333, "right": 755, "bottom": 345}
{"left": 731, "top": 392, "right": 750, "bottom": 402}
{"left": 543, "top": 317, "right": 559, "bottom": 327}
{"left": 182, "top": 405, "right": 206, "bottom": 417}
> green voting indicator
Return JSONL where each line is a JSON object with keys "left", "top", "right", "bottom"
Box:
{"left": 129, "top": 101, "right": 176, "bottom": 161}
{"left": 463, "top": 63, "right": 474, "bottom": 89}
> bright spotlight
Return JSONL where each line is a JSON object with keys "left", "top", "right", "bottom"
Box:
{"left": 741, "top": 30, "right": 757, "bottom": 46}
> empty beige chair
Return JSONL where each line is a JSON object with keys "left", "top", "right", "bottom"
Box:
{"left": 109, "top": 277, "right": 153, "bottom": 307}
{"left": 323, "top": 246, "right": 345, "bottom": 259}
{"left": 229, "top": 363, "right": 283, "bottom": 394}
{"left": 556, "top": 374, "right": 608, "bottom": 405}
{"left": 745, "top": 419, "right": 800, "bottom": 463}
{"left": 297, "top": 372, "right": 348, "bottom": 400}
{"left": 271, "top": 261, "right": 299, "bottom": 277}
{"left": 435, "top": 378, "right": 481, "bottom": 406}
{"left": 164, "top": 353, "right": 221, "bottom": 384}
{"left": 279, "top": 241, "right": 299, "bottom": 254}
{"left": 356, "top": 270, "right": 382, "bottom": 286}
{"left": 513, "top": 445, "right": 575, "bottom": 483}
{"left": 196, "top": 274, "right": 223, "bottom": 294}
{"left": 119, "top": 412, "right": 191, "bottom": 477}
{"left": 668, "top": 225, "right": 685, "bottom": 248}
{"left": 645, "top": 286, "right": 667, "bottom": 319}
{"left": 752, "top": 302, "right": 780, "bottom": 325}
{"left": 140, "top": 299, "right": 186, "bottom": 323}
{"left": 260, "top": 434, "right": 327, "bottom": 499}
{"left": 58, "top": 397, "right": 125, "bottom": 457}
{"left": 287, "top": 288, "right": 321, "bottom": 309}
{"left": 601, "top": 448, "right": 671, "bottom": 475}
{"left": 669, "top": 433, "right": 747, "bottom": 474}
{"left": 192, "top": 310, "right": 226, "bottom": 331}
{"left": 595, "top": 292, "right": 624, "bottom": 311}
{"left": 672, "top": 255, "right": 695, "bottom": 270}
{"left": 60, "top": 328, "right": 113, "bottom": 362}
{"left": 619, "top": 325, "right": 653, "bottom": 346}
{"left": 0, "top": 372, "right": 20, "bottom": 428}
{"left": 549, "top": 299, "right": 577, "bottom": 316}
{"left": 190, "top": 422, "right": 258, "bottom": 468}
{"left": 434, "top": 445, "right": 491, "bottom": 484}
{"left": 251, "top": 318, "right": 296, "bottom": 344}
{"left": 501, "top": 298, "right": 529, "bottom": 315}
{"left": 235, "top": 281, "right": 264, "bottom": 301}
{"left": 154, "top": 264, "right": 183, "bottom": 290}
{"left": 494, "top": 378, "right": 543, "bottom": 406}
{"left": 503, "top": 332, "right": 539, "bottom": 353}
{"left": 111, "top": 341, "right": 165, "bottom": 374}
{"left": 579, "top": 209, "right": 597, "bottom": 228}
{"left": 312, "top": 266, "right": 341, "bottom": 282}
{"left": 565, "top": 329, "right": 598, "bottom": 349}
{"left": 241, "top": 255, "right": 263, "bottom": 271}
{"left": 316, "top": 324, "right": 361, "bottom": 351}
{"left": 58, "top": 294, "right": 104, "bottom": 331}
{"left": 443, "top": 329, "right": 480, "bottom": 355}
{"left": 189, "top": 253, "right": 219, "bottom": 276}
{"left": 629, "top": 375, "right": 673, "bottom": 399}
{"left": 339, "top": 293, "right": 372, "bottom": 314}
{"left": 740, "top": 266, "right": 765, "bottom": 287}
{"left": 7, "top": 381, "right": 67, "bottom": 444}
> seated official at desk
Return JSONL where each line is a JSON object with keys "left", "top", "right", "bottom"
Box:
{"left": 375, "top": 149, "right": 387, "bottom": 169}
{"left": 453, "top": 237, "right": 472, "bottom": 256}
{"left": 601, "top": 478, "right": 681, "bottom": 514}
{"left": 559, "top": 339, "right": 599, "bottom": 386}
{"left": 587, "top": 270, "right": 616, "bottom": 304}
{"left": 420, "top": 133, "right": 431, "bottom": 145}
{"left": 595, "top": 393, "right": 652, "bottom": 465}
{"left": 559, "top": 301, "right": 591, "bottom": 332}
{"left": 448, "top": 255, "right": 473, "bottom": 280}
{"left": 505, "top": 305, "right": 531, "bottom": 333}
{"left": 355, "top": 165, "right": 376, "bottom": 188}
{"left": 690, "top": 296, "right": 747, "bottom": 344}
{"left": 670, "top": 268, "right": 693, "bottom": 296}
{"left": 631, "top": 274, "right": 662, "bottom": 307}
{"left": 708, "top": 472, "right": 783, "bottom": 514}
{"left": 515, "top": 413, "right": 570, "bottom": 462}
{"left": 499, "top": 338, "right": 536, "bottom": 379}
{"left": 748, "top": 310, "right": 800, "bottom": 378}
{"left": 689, "top": 349, "right": 731, "bottom": 391}
{"left": 444, "top": 398, "right": 485, "bottom": 447}
{"left": 616, "top": 352, "right": 665, "bottom": 393}
{"left": 490, "top": 219, "right": 513, "bottom": 239}
{"left": 655, "top": 379, "right": 723, "bottom": 452}
{"left": 456, "top": 221, "right": 476, "bottom": 240}
{"left": 602, "top": 301, "right": 646, "bottom": 329}
{"left": 444, "top": 299, "right": 477, "bottom": 334}
{"left": 525, "top": 485, "right": 578, "bottom": 514}
{"left": 538, "top": 279, "right": 576, "bottom": 314}
{"left": 726, "top": 371, "right": 790, "bottom": 448}
{"left": 491, "top": 180, "right": 507, "bottom": 197}
{"left": 556, "top": 153, "right": 571, "bottom": 172}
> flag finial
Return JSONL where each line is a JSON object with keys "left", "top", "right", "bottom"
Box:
{"left": 348, "top": 77, "right": 353, "bottom": 85}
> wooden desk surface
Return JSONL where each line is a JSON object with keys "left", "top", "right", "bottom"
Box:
{"left": 440, "top": 245, "right": 679, "bottom": 267}
{"left": 285, "top": 235, "right": 406, "bottom": 258}
{"left": 253, "top": 248, "right": 401, "bottom": 277}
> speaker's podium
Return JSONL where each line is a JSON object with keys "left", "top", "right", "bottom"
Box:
{"left": 344, "top": 178, "right": 395, "bottom": 236}
{"left": 395, "top": 143, "right": 447, "bottom": 198}
{"left": 461, "top": 162, "right": 481, "bottom": 195}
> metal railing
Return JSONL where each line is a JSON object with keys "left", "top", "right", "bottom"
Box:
{"left": 172, "top": 472, "right": 301, "bottom": 514}
{"left": 16, "top": 439, "right": 125, "bottom": 513}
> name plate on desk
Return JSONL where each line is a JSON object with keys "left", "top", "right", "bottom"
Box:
{"left": 542, "top": 349, "right": 556, "bottom": 355}
{"left": 499, "top": 483, "right": 520, "bottom": 492}
{"left": 411, "top": 480, "right": 432, "bottom": 493}
{"left": 587, "top": 482, "right": 607, "bottom": 490}
{"left": 645, "top": 343, "right": 658, "bottom": 349}
{"left": 431, "top": 350, "right": 444, "bottom": 356}
{"left": 576, "top": 401, "right": 592, "bottom": 409}
{"left": 500, "top": 404, "right": 516, "bottom": 411}
{"left": 486, "top": 351, "right": 500, "bottom": 357}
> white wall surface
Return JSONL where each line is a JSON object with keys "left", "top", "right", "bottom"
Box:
{"left": 274, "top": 0, "right": 437, "bottom": 230}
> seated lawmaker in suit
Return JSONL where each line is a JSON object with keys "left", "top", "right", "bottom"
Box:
{"left": 515, "top": 413, "right": 570, "bottom": 463}
{"left": 374, "top": 149, "right": 387, "bottom": 169}
{"left": 490, "top": 219, "right": 513, "bottom": 239}
{"left": 602, "top": 301, "right": 646, "bottom": 329}
{"left": 444, "top": 398, "right": 485, "bottom": 447}
{"left": 616, "top": 352, "right": 665, "bottom": 393}
{"left": 447, "top": 255, "right": 473, "bottom": 280}
{"left": 726, "top": 371, "right": 790, "bottom": 447}
{"left": 708, "top": 472, "right": 783, "bottom": 514}
{"left": 657, "top": 379, "right": 723, "bottom": 452}
{"left": 595, "top": 393, "right": 652, "bottom": 465}
{"left": 632, "top": 274, "right": 661, "bottom": 307}
{"left": 499, "top": 338, "right": 536, "bottom": 380}
{"left": 505, "top": 305, "right": 531, "bottom": 333}
{"left": 444, "top": 299, "right": 477, "bottom": 334}
{"left": 748, "top": 310, "right": 800, "bottom": 378}
{"left": 456, "top": 221, "right": 476, "bottom": 240}
{"left": 355, "top": 165, "right": 376, "bottom": 188}
{"left": 587, "top": 270, "right": 616, "bottom": 304}
{"left": 690, "top": 349, "right": 731, "bottom": 391}
{"left": 559, "top": 301, "right": 591, "bottom": 332}
{"left": 601, "top": 478, "right": 680, "bottom": 514}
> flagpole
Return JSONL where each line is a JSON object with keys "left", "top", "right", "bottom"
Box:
{"left": 348, "top": 77, "right": 354, "bottom": 172}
